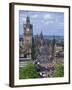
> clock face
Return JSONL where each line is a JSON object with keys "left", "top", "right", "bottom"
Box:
{"left": 27, "top": 28, "right": 29, "bottom": 31}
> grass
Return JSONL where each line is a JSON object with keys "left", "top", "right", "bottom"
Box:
{"left": 19, "top": 61, "right": 40, "bottom": 79}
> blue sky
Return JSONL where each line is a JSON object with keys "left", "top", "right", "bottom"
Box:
{"left": 19, "top": 10, "right": 64, "bottom": 36}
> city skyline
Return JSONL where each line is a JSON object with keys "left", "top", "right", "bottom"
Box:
{"left": 19, "top": 10, "right": 64, "bottom": 36}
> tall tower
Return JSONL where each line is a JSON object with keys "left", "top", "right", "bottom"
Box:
{"left": 24, "top": 16, "right": 33, "bottom": 58}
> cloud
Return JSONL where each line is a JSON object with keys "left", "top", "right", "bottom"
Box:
{"left": 50, "top": 21, "right": 54, "bottom": 24}
{"left": 31, "top": 14, "right": 38, "bottom": 19}
{"left": 43, "top": 14, "right": 55, "bottom": 25}
{"left": 57, "top": 22, "right": 64, "bottom": 27}
{"left": 20, "top": 13, "right": 26, "bottom": 18}
{"left": 45, "top": 20, "right": 54, "bottom": 25}
{"left": 22, "top": 18, "right": 26, "bottom": 22}
{"left": 43, "top": 14, "right": 53, "bottom": 20}
{"left": 19, "top": 17, "right": 26, "bottom": 25}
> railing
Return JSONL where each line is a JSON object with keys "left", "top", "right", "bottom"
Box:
{"left": 19, "top": 57, "right": 31, "bottom": 61}
{"left": 19, "top": 57, "right": 31, "bottom": 68}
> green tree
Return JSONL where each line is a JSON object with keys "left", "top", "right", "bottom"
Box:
{"left": 19, "top": 61, "right": 40, "bottom": 79}
{"left": 53, "top": 64, "right": 64, "bottom": 77}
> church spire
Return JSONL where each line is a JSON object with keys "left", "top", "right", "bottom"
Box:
{"left": 26, "top": 16, "right": 30, "bottom": 24}
{"left": 40, "top": 31, "right": 43, "bottom": 40}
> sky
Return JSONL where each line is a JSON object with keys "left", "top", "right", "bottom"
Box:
{"left": 19, "top": 10, "right": 64, "bottom": 36}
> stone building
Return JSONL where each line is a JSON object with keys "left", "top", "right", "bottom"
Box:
{"left": 23, "top": 16, "right": 33, "bottom": 58}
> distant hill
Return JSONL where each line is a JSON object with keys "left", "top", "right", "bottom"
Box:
{"left": 33, "top": 35, "right": 64, "bottom": 40}
{"left": 44, "top": 35, "right": 64, "bottom": 40}
{"left": 19, "top": 34, "right": 64, "bottom": 41}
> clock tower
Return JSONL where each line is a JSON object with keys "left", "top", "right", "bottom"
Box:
{"left": 23, "top": 16, "right": 33, "bottom": 58}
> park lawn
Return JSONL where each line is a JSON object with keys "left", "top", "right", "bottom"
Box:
{"left": 19, "top": 61, "right": 40, "bottom": 79}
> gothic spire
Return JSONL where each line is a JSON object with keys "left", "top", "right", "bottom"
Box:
{"left": 26, "top": 16, "right": 30, "bottom": 24}
{"left": 40, "top": 31, "right": 43, "bottom": 40}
